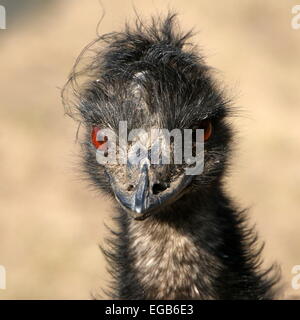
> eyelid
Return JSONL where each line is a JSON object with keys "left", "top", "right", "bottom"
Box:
{"left": 191, "top": 120, "right": 212, "bottom": 141}
{"left": 203, "top": 121, "right": 212, "bottom": 141}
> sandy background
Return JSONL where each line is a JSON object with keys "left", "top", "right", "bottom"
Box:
{"left": 0, "top": 0, "right": 299, "bottom": 299}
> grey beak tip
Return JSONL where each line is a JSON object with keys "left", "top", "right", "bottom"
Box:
{"left": 133, "top": 206, "right": 142, "bottom": 214}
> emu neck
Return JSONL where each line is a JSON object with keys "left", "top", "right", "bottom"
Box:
{"left": 113, "top": 189, "right": 275, "bottom": 299}
{"left": 128, "top": 206, "right": 219, "bottom": 299}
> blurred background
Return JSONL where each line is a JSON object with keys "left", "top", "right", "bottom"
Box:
{"left": 0, "top": 0, "right": 299, "bottom": 299}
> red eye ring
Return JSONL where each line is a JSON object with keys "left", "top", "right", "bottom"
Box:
{"left": 91, "top": 127, "right": 108, "bottom": 149}
{"left": 200, "top": 120, "right": 212, "bottom": 141}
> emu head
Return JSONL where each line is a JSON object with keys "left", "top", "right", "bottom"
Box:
{"left": 64, "top": 15, "right": 232, "bottom": 220}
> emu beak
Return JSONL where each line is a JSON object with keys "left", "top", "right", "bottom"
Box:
{"left": 107, "top": 159, "right": 193, "bottom": 220}
{"left": 131, "top": 160, "right": 150, "bottom": 214}
{"left": 110, "top": 159, "right": 151, "bottom": 219}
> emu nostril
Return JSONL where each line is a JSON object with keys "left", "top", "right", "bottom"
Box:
{"left": 152, "top": 182, "right": 168, "bottom": 195}
{"left": 127, "top": 184, "right": 134, "bottom": 192}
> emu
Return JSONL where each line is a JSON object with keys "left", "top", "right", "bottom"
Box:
{"left": 63, "top": 14, "right": 279, "bottom": 299}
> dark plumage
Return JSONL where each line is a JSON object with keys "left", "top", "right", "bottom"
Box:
{"left": 63, "top": 14, "right": 279, "bottom": 299}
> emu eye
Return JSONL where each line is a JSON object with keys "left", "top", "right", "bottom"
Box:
{"left": 197, "top": 120, "right": 212, "bottom": 142}
{"left": 91, "top": 127, "right": 108, "bottom": 150}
